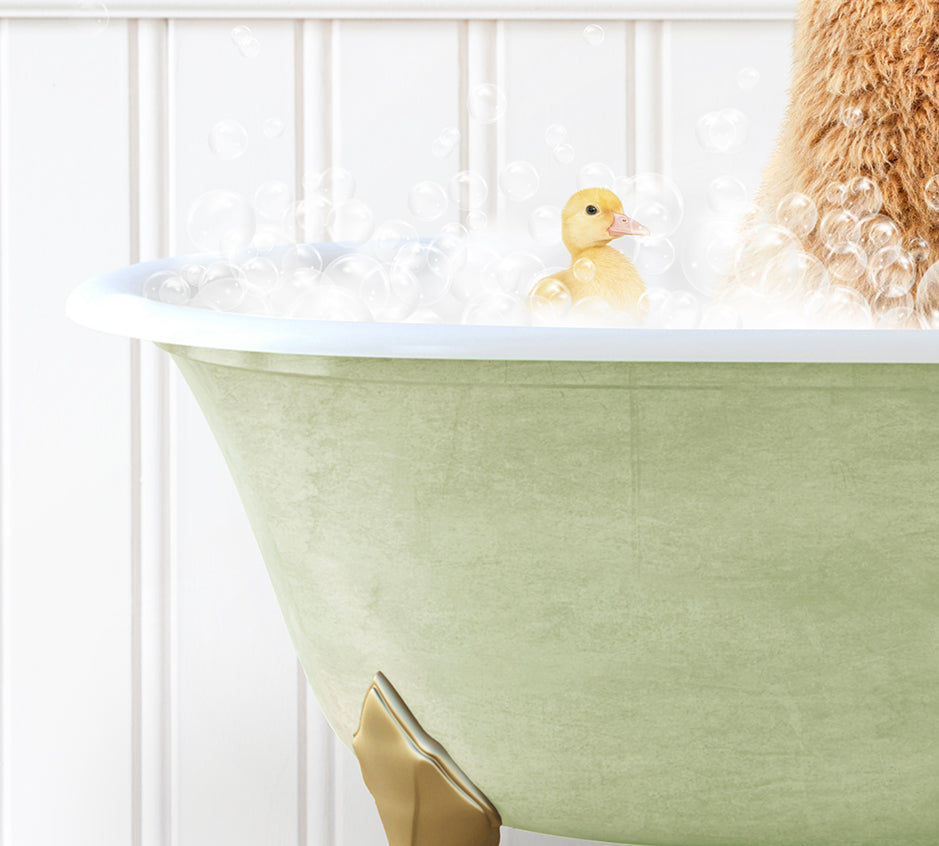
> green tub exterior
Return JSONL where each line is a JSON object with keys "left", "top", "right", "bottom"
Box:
{"left": 164, "top": 343, "right": 938, "bottom": 846}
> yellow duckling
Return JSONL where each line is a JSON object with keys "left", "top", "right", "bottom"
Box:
{"left": 531, "top": 187, "right": 650, "bottom": 313}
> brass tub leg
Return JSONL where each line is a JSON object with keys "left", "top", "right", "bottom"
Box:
{"left": 352, "top": 672, "right": 502, "bottom": 846}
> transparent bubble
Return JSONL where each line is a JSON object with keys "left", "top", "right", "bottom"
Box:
{"left": 432, "top": 127, "right": 460, "bottom": 158}
{"left": 489, "top": 251, "right": 545, "bottom": 295}
{"left": 916, "top": 260, "right": 939, "bottom": 322}
{"left": 700, "top": 302, "right": 743, "bottom": 329}
{"left": 208, "top": 120, "right": 249, "bottom": 161}
{"left": 254, "top": 180, "right": 293, "bottom": 222}
{"left": 252, "top": 225, "right": 288, "bottom": 253}
{"left": 394, "top": 242, "right": 452, "bottom": 304}
{"left": 143, "top": 270, "right": 179, "bottom": 301}
{"left": 263, "top": 117, "right": 285, "bottom": 139}
{"left": 231, "top": 24, "right": 260, "bottom": 58}
{"left": 241, "top": 255, "right": 280, "bottom": 294}
{"left": 841, "top": 106, "right": 864, "bottom": 129}
{"left": 363, "top": 264, "right": 421, "bottom": 323}
{"left": 528, "top": 276, "right": 572, "bottom": 323}
{"left": 323, "top": 253, "right": 386, "bottom": 298}
{"left": 187, "top": 190, "right": 255, "bottom": 255}
{"left": 858, "top": 214, "right": 901, "bottom": 256}
{"left": 572, "top": 257, "right": 596, "bottom": 283}
{"left": 776, "top": 192, "right": 818, "bottom": 239}
{"left": 157, "top": 274, "right": 193, "bottom": 306}
{"left": 872, "top": 288, "right": 915, "bottom": 315}
{"left": 737, "top": 66, "right": 760, "bottom": 91}
{"left": 181, "top": 263, "right": 207, "bottom": 287}
{"left": 529, "top": 205, "right": 561, "bottom": 243}
{"left": 761, "top": 249, "right": 830, "bottom": 301}
{"left": 636, "top": 289, "right": 672, "bottom": 328}
{"left": 695, "top": 108, "right": 748, "bottom": 154}
{"left": 616, "top": 172, "right": 684, "bottom": 237}
{"left": 468, "top": 84, "right": 507, "bottom": 124}
{"left": 636, "top": 236, "right": 675, "bottom": 275}
{"left": 280, "top": 242, "right": 324, "bottom": 274}
{"left": 408, "top": 181, "right": 448, "bottom": 221}
{"left": 825, "top": 286, "right": 873, "bottom": 328}
{"left": 499, "top": 160, "right": 540, "bottom": 202}
{"left": 824, "top": 181, "right": 847, "bottom": 207}
{"left": 578, "top": 162, "right": 616, "bottom": 190}
{"left": 668, "top": 291, "right": 701, "bottom": 329}
{"left": 318, "top": 167, "right": 357, "bottom": 205}
{"left": 448, "top": 171, "right": 488, "bottom": 211}
{"left": 582, "top": 24, "right": 605, "bottom": 45}
{"left": 907, "top": 237, "right": 931, "bottom": 264}
{"left": 925, "top": 176, "right": 939, "bottom": 211}
{"left": 294, "top": 284, "right": 372, "bottom": 322}
{"left": 367, "top": 219, "right": 419, "bottom": 263}
{"left": 327, "top": 199, "right": 375, "bottom": 242}
{"left": 283, "top": 197, "right": 329, "bottom": 242}
{"left": 876, "top": 305, "right": 918, "bottom": 329}
{"left": 734, "top": 224, "right": 800, "bottom": 289}
{"left": 545, "top": 124, "right": 567, "bottom": 148}
{"left": 681, "top": 218, "right": 738, "bottom": 296}
{"left": 553, "top": 143, "right": 575, "bottom": 164}
{"left": 708, "top": 176, "right": 749, "bottom": 216}
{"left": 73, "top": 1, "right": 109, "bottom": 37}
{"left": 267, "top": 267, "right": 321, "bottom": 315}
{"left": 868, "top": 246, "right": 916, "bottom": 297}
{"left": 466, "top": 210, "right": 488, "bottom": 231}
{"left": 462, "top": 292, "right": 528, "bottom": 326}
{"left": 197, "top": 261, "right": 247, "bottom": 311}
{"left": 448, "top": 244, "right": 502, "bottom": 302}
{"left": 819, "top": 208, "right": 861, "bottom": 249}
{"left": 843, "top": 176, "right": 882, "bottom": 218}
{"left": 827, "top": 243, "right": 868, "bottom": 283}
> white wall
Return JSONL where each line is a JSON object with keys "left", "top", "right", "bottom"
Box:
{"left": 0, "top": 3, "right": 795, "bottom": 844}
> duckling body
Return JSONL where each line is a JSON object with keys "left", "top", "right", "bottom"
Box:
{"left": 532, "top": 188, "right": 649, "bottom": 313}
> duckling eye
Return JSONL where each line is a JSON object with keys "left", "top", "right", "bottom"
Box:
{"left": 585, "top": 205, "right": 599, "bottom": 215}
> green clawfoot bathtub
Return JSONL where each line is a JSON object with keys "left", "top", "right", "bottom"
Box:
{"left": 69, "top": 251, "right": 939, "bottom": 846}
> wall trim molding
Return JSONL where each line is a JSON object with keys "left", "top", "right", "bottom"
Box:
{"left": 0, "top": 0, "right": 796, "bottom": 21}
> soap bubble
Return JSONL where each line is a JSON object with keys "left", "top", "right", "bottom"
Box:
{"left": 448, "top": 171, "right": 488, "bottom": 210}
{"left": 843, "top": 176, "right": 882, "bottom": 218}
{"left": 572, "top": 257, "right": 596, "bottom": 283}
{"left": 924, "top": 176, "right": 939, "bottom": 211}
{"left": 529, "top": 205, "right": 561, "bottom": 242}
{"left": 254, "top": 180, "right": 293, "bottom": 222}
{"left": 776, "top": 192, "right": 818, "bottom": 238}
{"left": 700, "top": 302, "right": 743, "bottom": 329}
{"left": 569, "top": 296, "right": 617, "bottom": 327}
{"left": 761, "top": 249, "right": 830, "bottom": 301}
{"left": 362, "top": 264, "right": 421, "bottom": 322}
{"left": 280, "top": 242, "right": 324, "bottom": 274}
{"left": 73, "top": 2, "right": 109, "bottom": 37}
{"left": 367, "top": 219, "right": 418, "bottom": 263}
{"left": 824, "top": 286, "right": 873, "bottom": 327}
{"left": 734, "top": 224, "right": 800, "bottom": 289}
{"left": 181, "top": 263, "right": 206, "bottom": 287}
{"left": 528, "top": 276, "right": 572, "bottom": 323}
{"left": 143, "top": 270, "right": 180, "bottom": 301}
{"left": 582, "top": 24, "right": 605, "bottom": 45}
{"left": 408, "top": 181, "right": 448, "bottom": 221}
{"left": 187, "top": 190, "right": 255, "bottom": 255}
{"left": 824, "top": 181, "right": 847, "bottom": 207}
{"left": 267, "top": 266, "right": 321, "bottom": 315}
{"left": 283, "top": 197, "right": 329, "bottom": 241}
{"left": 263, "top": 117, "right": 285, "bottom": 139}
{"left": 916, "top": 260, "right": 939, "bottom": 322}
{"left": 231, "top": 25, "right": 260, "bottom": 58}
{"left": 737, "top": 66, "right": 760, "bottom": 91}
{"left": 819, "top": 208, "right": 861, "bottom": 249}
{"left": 876, "top": 305, "right": 918, "bottom": 329}
{"left": 327, "top": 199, "right": 375, "bottom": 242}
{"left": 208, "top": 120, "right": 248, "bottom": 161}
{"left": 858, "top": 214, "right": 901, "bottom": 255}
{"left": 841, "top": 106, "right": 864, "bottom": 129}
{"left": 578, "top": 162, "right": 616, "bottom": 190}
{"left": 545, "top": 124, "right": 567, "bottom": 148}
{"left": 448, "top": 243, "right": 502, "bottom": 302}
{"left": 868, "top": 246, "right": 916, "bottom": 297}
{"left": 827, "top": 243, "right": 867, "bottom": 283}
{"left": 294, "top": 284, "right": 372, "bottom": 322}
{"left": 636, "top": 236, "right": 675, "bottom": 275}
{"left": 489, "top": 251, "right": 544, "bottom": 294}
{"left": 197, "top": 261, "right": 247, "bottom": 311}
{"left": 907, "top": 237, "right": 931, "bottom": 264}
{"left": 708, "top": 176, "right": 748, "bottom": 216}
{"left": 499, "top": 161, "right": 540, "bottom": 202}
{"left": 463, "top": 292, "right": 528, "bottom": 325}
{"left": 157, "top": 274, "right": 193, "bottom": 305}
{"left": 394, "top": 242, "right": 452, "bottom": 304}
{"left": 318, "top": 167, "right": 357, "bottom": 205}
{"left": 553, "top": 143, "right": 575, "bottom": 164}
{"left": 466, "top": 210, "right": 488, "bottom": 231}
{"left": 240, "top": 256, "right": 280, "bottom": 294}
{"left": 681, "top": 218, "right": 738, "bottom": 296}
{"left": 468, "top": 84, "right": 506, "bottom": 123}
{"left": 616, "top": 172, "right": 684, "bottom": 237}
{"left": 668, "top": 291, "right": 701, "bottom": 329}
{"left": 696, "top": 108, "right": 748, "bottom": 153}
{"left": 432, "top": 127, "right": 460, "bottom": 158}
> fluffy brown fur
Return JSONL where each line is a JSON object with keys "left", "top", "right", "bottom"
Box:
{"left": 756, "top": 0, "right": 939, "bottom": 301}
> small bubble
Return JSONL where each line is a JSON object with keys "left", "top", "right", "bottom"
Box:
{"left": 824, "top": 181, "right": 847, "bottom": 207}
{"left": 209, "top": 120, "right": 249, "bottom": 160}
{"left": 230, "top": 25, "right": 260, "bottom": 58}
{"left": 143, "top": 270, "right": 179, "bottom": 300}
{"left": 499, "top": 161, "right": 540, "bottom": 202}
{"left": 708, "top": 175, "right": 749, "bottom": 216}
{"left": 553, "top": 143, "right": 575, "bottom": 164}
{"left": 907, "top": 236, "right": 931, "bottom": 263}
{"left": 187, "top": 190, "right": 255, "bottom": 255}
{"left": 843, "top": 176, "right": 882, "bottom": 218}
{"left": 858, "top": 214, "right": 901, "bottom": 256}
{"left": 528, "top": 276, "right": 572, "bottom": 323}
{"left": 198, "top": 261, "right": 248, "bottom": 311}
{"left": 448, "top": 171, "right": 488, "bottom": 210}
{"left": 545, "top": 124, "right": 567, "bottom": 148}
{"left": 819, "top": 208, "right": 861, "bottom": 249}
{"left": 158, "top": 275, "right": 192, "bottom": 306}
{"left": 254, "top": 180, "right": 293, "bottom": 222}
{"left": 408, "top": 181, "right": 448, "bottom": 221}
{"left": 636, "top": 236, "right": 676, "bottom": 276}
{"left": 283, "top": 197, "right": 329, "bottom": 242}
{"left": 468, "top": 84, "right": 507, "bottom": 124}
{"left": 466, "top": 210, "right": 488, "bottom": 231}
{"left": 263, "top": 118, "right": 285, "bottom": 139}
{"left": 241, "top": 256, "right": 280, "bottom": 295}
{"left": 841, "top": 106, "right": 864, "bottom": 129}
{"left": 578, "top": 162, "right": 617, "bottom": 190}
{"left": 868, "top": 246, "right": 916, "bottom": 297}
{"left": 318, "top": 167, "right": 357, "bottom": 204}
{"left": 827, "top": 243, "right": 868, "bottom": 283}
{"left": 617, "top": 172, "right": 684, "bottom": 237}
{"left": 327, "top": 199, "right": 375, "bottom": 242}
{"left": 582, "top": 24, "right": 605, "bottom": 45}
{"left": 572, "top": 257, "right": 596, "bottom": 283}
{"left": 737, "top": 66, "right": 760, "bottom": 91}
{"left": 916, "top": 260, "right": 939, "bottom": 320}
{"left": 529, "top": 206, "right": 561, "bottom": 243}
{"left": 776, "top": 192, "right": 818, "bottom": 238}
{"left": 73, "top": 1, "right": 109, "bottom": 37}
{"left": 432, "top": 127, "right": 461, "bottom": 158}
{"left": 925, "top": 175, "right": 939, "bottom": 211}
{"left": 368, "top": 219, "right": 419, "bottom": 263}
{"left": 696, "top": 108, "right": 748, "bottom": 154}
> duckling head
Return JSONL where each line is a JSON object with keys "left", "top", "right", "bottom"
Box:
{"left": 561, "top": 187, "right": 650, "bottom": 256}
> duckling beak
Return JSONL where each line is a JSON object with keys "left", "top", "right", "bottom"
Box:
{"left": 608, "top": 213, "right": 650, "bottom": 238}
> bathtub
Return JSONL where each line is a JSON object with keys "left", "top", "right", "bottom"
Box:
{"left": 68, "top": 248, "right": 939, "bottom": 846}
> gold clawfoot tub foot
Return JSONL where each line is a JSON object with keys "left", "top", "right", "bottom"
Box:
{"left": 352, "top": 672, "right": 502, "bottom": 846}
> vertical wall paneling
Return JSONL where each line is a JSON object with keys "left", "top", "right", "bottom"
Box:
{"left": 171, "top": 19, "right": 301, "bottom": 846}
{"left": 631, "top": 21, "right": 668, "bottom": 175}
{"left": 6, "top": 18, "right": 133, "bottom": 845}
{"left": 297, "top": 20, "right": 333, "bottom": 238}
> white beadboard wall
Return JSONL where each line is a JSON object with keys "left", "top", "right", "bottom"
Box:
{"left": 0, "top": 3, "right": 796, "bottom": 845}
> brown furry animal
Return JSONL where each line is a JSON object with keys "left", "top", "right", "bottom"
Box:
{"left": 755, "top": 0, "right": 939, "bottom": 304}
